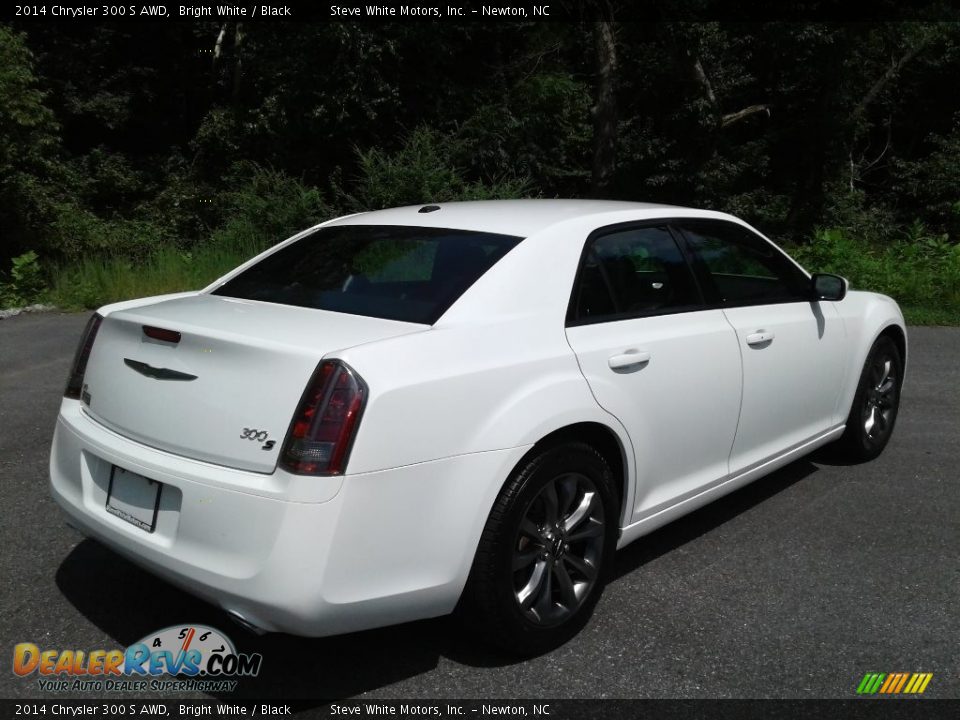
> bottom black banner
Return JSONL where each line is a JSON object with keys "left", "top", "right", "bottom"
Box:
{"left": 4, "top": 700, "right": 960, "bottom": 720}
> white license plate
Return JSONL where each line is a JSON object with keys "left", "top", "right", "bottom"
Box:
{"left": 106, "top": 467, "right": 162, "bottom": 532}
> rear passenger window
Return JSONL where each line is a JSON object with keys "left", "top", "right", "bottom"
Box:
{"left": 569, "top": 226, "right": 702, "bottom": 323}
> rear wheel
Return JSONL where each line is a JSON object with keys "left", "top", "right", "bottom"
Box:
{"left": 461, "top": 442, "right": 618, "bottom": 655}
{"left": 836, "top": 335, "right": 903, "bottom": 461}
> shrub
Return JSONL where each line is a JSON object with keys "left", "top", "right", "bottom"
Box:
{"left": 0, "top": 251, "right": 47, "bottom": 307}
{"left": 340, "top": 126, "right": 532, "bottom": 211}
{"left": 210, "top": 162, "right": 333, "bottom": 256}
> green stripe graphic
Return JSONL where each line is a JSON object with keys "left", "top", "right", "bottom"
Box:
{"left": 869, "top": 674, "right": 887, "bottom": 694}
{"left": 856, "top": 674, "right": 875, "bottom": 694}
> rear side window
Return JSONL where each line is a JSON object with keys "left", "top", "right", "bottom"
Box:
{"left": 569, "top": 225, "right": 702, "bottom": 324}
{"left": 213, "top": 225, "right": 523, "bottom": 324}
{"left": 678, "top": 221, "right": 810, "bottom": 305}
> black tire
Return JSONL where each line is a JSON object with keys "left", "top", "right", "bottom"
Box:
{"left": 460, "top": 442, "right": 619, "bottom": 656}
{"left": 836, "top": 335, "right": 903, "bottom": 462}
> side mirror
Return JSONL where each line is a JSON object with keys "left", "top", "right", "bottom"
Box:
{"left": 811, "top": 273, "right": 847, "bottom": 302}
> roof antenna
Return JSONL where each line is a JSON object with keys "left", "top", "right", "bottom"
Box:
{"left": 418, "top": 205, "right": 441, "bottom": 213}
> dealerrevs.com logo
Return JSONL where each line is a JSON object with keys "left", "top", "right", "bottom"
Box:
{"left": 13, "top": 624, "right": 263, "bottom": 693}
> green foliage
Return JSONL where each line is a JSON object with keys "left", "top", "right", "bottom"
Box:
{"left": 0, "top": 27, "right": 69, "bottom": 257}
{"left": 48, "top": 243, "right": 250, "bottom": 310}
{"left": 455, "top": 73, "right": 593, "bottom": 194}
{"left": 0, "top": 251, "right": 47, "bottom": 307}
{"left": 47, "top": 205, "right": 172, "bottom": 260}
{"left": 339, "top": 126, "right": 532, "bottom": 211}
{"left": 46, "top": 164, "right": 332, "bottom": 309}
{"left": 210, "top": 163, "right": 333, "bottom": 255}
{"left": 789, "top": 224, "right": 960, "bottom": 325}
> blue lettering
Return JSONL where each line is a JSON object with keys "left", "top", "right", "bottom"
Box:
{"left": 123, "top": 643, "right": 150, "bottom": 675}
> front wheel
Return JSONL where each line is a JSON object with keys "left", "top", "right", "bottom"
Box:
{"left": 836, "top": 335, "right": 903, "bottom": 462}
{"left": 460, "top": 442, "right": 619, "bottom": 656}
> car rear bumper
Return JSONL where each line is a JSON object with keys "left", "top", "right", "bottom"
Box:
{"left": 50, "top": 399, "right": 530, "bottom": 636}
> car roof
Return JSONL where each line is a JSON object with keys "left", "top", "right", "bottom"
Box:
{"left": 327, "top": 199, "right": 728, "bottom": 237}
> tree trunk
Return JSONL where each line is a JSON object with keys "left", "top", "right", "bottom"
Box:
{"left": 590, "top": 21, "right": 618, "bottom": 198}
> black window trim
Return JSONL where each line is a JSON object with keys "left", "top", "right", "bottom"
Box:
{"left": 565, "top": 219, "right": 714, "bottom": 328}
{"left": 565, "top": 217, "right": 816, "bottom": 328}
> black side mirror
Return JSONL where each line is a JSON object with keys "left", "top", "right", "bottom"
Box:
{"left": 811, "top": 273, "right": 847, "bottom": 302}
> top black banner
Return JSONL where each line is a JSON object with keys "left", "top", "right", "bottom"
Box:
{"left": 5, "top": 0, "right": 960, "bottom": 23}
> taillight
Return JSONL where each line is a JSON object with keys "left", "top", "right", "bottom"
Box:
{"left": 64, "top": 313, "right": 104, "bottom": 399}
{"left": 280, "top": 360, "right": 367, "bottom": 476}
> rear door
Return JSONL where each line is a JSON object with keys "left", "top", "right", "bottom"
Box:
{"left": 565, "top": 224, "right": 742, "bottom": 522}
{"left": 676, "top": 220, "right": 846, "bottom": 474}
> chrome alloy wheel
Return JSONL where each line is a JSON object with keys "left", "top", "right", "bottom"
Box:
{"left": 862, "top": 353, "right": 898, "bottom": 441}
{"left": 512, "top": 472, "right": 605, "bottom": 626}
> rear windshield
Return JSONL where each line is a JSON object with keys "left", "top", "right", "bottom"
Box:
{"left": 212, "top": 225, "right": 523, "bottom": 324}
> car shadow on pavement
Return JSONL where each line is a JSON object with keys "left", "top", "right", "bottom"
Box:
{"left": 55, "top": 457, "right": 819, "bottom": 701}
{"left": 610, "top": 458, "right": 819, "bottom": 579}
{"left": 55, "top": 539, "right": 456, "bottom": 699}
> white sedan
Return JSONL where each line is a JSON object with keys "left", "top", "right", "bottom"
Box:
{"left": 50, "top": 200, "right": 905, "bottom": 654}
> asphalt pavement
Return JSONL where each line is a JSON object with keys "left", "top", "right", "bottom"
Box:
{"left": 1, "top": 311, "right": 957, "bottom": 703}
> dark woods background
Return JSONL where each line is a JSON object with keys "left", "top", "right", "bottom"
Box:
{"left": 1, "top": 18, "right": 959, "bottom": 321}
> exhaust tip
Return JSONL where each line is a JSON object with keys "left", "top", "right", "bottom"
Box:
{"left": 227, "top": 610, "right": 267, "bottom": 636}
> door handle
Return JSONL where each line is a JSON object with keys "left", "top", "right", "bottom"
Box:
{"left": 745, "top": 330, "right": 775, "bottom": 346}
{"left": 608, "top": 350, "right": 651, "bottom": 370}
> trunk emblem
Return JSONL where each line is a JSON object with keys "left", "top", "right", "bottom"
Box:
{"left": 123, "top": 358, "right": 198, "bottom": 381}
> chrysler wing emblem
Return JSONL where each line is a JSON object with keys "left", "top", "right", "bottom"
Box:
{"left": 123, "top": 358, "right": 198, "bottom": 381}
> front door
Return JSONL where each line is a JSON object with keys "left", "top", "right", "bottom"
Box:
{"left": 676, "top": 220, "right": 846, "bottom": 474}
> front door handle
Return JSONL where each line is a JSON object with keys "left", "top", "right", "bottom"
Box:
{"left": 745, "top": 330, "right": 775, "bottom": 346}
{"left": 608, "top": 350, "right": 651, "bottom": 370}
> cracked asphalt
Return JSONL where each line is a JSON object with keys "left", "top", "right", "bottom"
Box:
{"left": 1, "top": 311, "right": 957, "bottom": 704}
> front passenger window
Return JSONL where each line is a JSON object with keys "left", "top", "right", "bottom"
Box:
{"left": 570, "top": 226, "right": 702, "bottom": 323}
{"left": 679, "top": 222, "right": 810, "bottom": 305}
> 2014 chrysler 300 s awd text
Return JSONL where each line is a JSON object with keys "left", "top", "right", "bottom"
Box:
{"left": 50, "top": 200, "right": 906, "bottom": 653}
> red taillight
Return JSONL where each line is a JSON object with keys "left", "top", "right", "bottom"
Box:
{"left": 64, "top": 313, "right": 104, "bottom": 399}
{"left": 280, "top": 360, "right": 367, "bottom": 476}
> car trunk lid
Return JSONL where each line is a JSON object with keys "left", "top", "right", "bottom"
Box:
{"left": 82, "top": 294, "right": 425, "bottom": 473}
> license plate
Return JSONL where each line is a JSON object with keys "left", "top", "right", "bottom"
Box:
{"left": 106, "top": 466, "right": 162, "bottom": 532}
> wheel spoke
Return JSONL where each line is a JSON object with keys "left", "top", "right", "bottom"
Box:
{"left": 553, "top": 562, "right": 578, "bottom": 610}
{"left": 567, "top": 518, "right": 604, "bottom": 543}
{"left": 541, "top": 481, "right": 560, "bottom": 525}
{"left": 563, "top": 491, "right": 596, "bottom": 533}
{"left": 513, "top": 547, "right": 541, "bottom": 571}
{"left": 875, "top": 360, "right": 892, "bottom": 390}
{"left": 532, "top": 563, "right": 555, "bottom": 618}
{"left": 876, "top": 410, "right": 888, "bottom": 432}
{"left": 517, "top": 560, "right": 548, "bottom": 610}
{"left": 563, "top": 554, "right": 597, "bottom": 581}
{"left": 556, "top": 474, "right": 578, "bottom": 519}
{"left": 864, "top": 405, "right": 876, "bottom": 435}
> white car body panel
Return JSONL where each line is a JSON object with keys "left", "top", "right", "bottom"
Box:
{"left": 722, "top": 300, "right": 847, "bottom": 473}
{"left": 84, "top": 295, "right": 425, "bottom": 473}
{"left": 566, "top": 310, "right": 742, "bottom": 521}
{"left": 49, "top": 199, "right": 907, "bottom": 637}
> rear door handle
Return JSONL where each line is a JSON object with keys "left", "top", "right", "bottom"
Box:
{"left": 745, "top": 330, "right": 775, "bottom": 346}
{"left": 608, "top": 350, "right": 651, "bottom": 370}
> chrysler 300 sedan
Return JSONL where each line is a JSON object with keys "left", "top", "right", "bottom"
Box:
{"left": 51, "top": 200, "right": 905, "bottom": 653}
